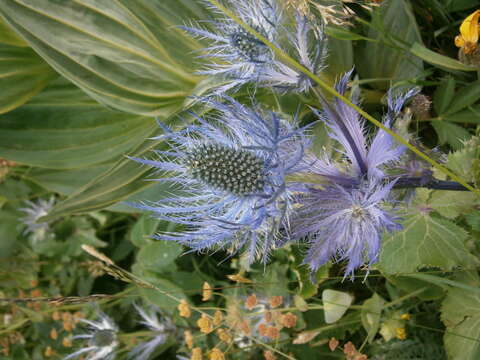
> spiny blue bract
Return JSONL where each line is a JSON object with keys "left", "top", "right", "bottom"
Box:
{"left": 130, "top": 96, "right": 310, "bottom": 264}
{"left": 293, "top": 71, "right": 418, "bottom": 279}
{"left": 180, "top": 0, "right": 281, "bottom": 93}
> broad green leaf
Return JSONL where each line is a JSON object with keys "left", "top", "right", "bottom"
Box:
{"left": 378, "top": 213, "right": 477, "bottom": 274}
{"left": 322, "top": 289, "right": 353, "bottom": 324}
{"left": 0, "top": 43, "right": 56, "bottom": 114}
{"left": 410, "top": 42, "right": 477, "bottom": 72}
{"left": 361, "top": 293, "right": 384, "bottom": 343}
{"left": 0, "top": 0, "right": 205, "bottom": 115}
{"left": 441, "top": 272, "right": 480, "bottom": 360}
{"left": 325, "top": 26, "right": 371, "bottom": 41}
{"left": 387, "top": 275, "right": 444, "bottom": 300}
{"left": 26, "top": 164, "right": 112, "bottom": 195}
{"left": 433, "top": 76, "right": 455, "bottom": 115}
{"left": 0, "top": 81, "right": 155, "bottom": 169}
{"left": 431, "top": 121, "right": 471, "bottom": 150}
{"left": 429, "top": 191, "right": 479, "bottom": 219}
{"left": 137, "top": 241, "right": 182, "bottom": 273}
{"left": 0, "top": 16, "right": 27, "bottom": 46}
{"left": 356, "top": 0, "right": 424, "bottom": 89}
{"left": 130, "top": 214, "right": 160, "bottom": 247}
{"left": 444, "top": 81, "right": 480, "bottom": 115}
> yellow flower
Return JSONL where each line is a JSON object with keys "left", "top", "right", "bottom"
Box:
{"left": 202, "top": 282, "right": 213, "bottom": 301}
{"left": 209, "top": 348, "right": 225, "bottom": 360}
{"left": 455, "top": 10, "right": 480, "bottom": 54}
{"left": 197, "top": 314, "right": 214, "bottom": 334}
{"left": 396, "top": 327, "right": 407, "bottom": 340}
{"left": 178, "top": 299, "right": 192, "bottom": 318}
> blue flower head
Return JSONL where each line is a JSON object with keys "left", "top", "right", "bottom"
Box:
{"left": 131, "top": 96, "right": 310, "bottom": 264}
{"left": 259, "top": 14, "right": 328, "bottom": 93}
{"left": 182, "top": 0, "right": 282, "bottom": 93}
{"left": 294, "top": 71, "right": 418, "bottom": 278}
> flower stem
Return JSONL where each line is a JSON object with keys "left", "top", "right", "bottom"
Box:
{"left": 392, "top": 176, "right": 471, "bottom": 191}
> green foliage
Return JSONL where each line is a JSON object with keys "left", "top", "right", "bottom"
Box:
{"left": 0, "top": 0, "right": 204, "bottom": 116}
{"left": 356, "top": 0, "right": 424, "bottom": 89}
{"left": 441, "top": 272, "right": 480, "bottom": 360}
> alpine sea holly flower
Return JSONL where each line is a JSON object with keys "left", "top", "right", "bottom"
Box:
{"left": 65, "top": 311, "right": 118, "bottom": 360}
{"left": 19, "top": 196, "right": 55, "bottom": 243}
{"left": 131, "top": 96, "right": 310, "bottom": 263}
{"left": 128, "top": 304, "right": 176, "bottom": 360}
{"left": 294, "top": 71, "right": 418, "bottom": 278}
{"left": 259, "top": 14, "right": 327, "bottom": 93}
{"left": 181, "top": 0, "right": 281, "bottom": 93}
{"left": 295, "top": 179, "right": 401, "bottom": 277}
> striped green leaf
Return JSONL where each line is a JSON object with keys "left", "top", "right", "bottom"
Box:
{"left": 0, "top": 0, "right": 206, "bottom": 115}
{"left": 0, "top": 80, "right": 155, "bottom": 169}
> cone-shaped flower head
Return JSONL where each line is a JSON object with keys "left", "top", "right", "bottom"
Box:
{"left": 131, "top": 96, "right": 310, "bottom": 263}
{"left": 65, "top": 311, "right": 118, "bottom": 360}
{"left": 182, "top": 0, "right": 281, "bottom": 93}
{"left": 128, "top": 304, "right": 176, "bottom": 360}
{"left": 294, "top": 71, "right": 418, "bottom": 278}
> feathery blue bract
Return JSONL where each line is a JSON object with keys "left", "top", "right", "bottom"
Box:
{"left": 65, "top": 311, "right": 118, "bottom": 360}
{"left": 294, "top": 71, "right": 418, "bottom": 278}
{"left": 259, "top": 14, "right": 327, "bottom": 93}
{"left": 181, "top": 0, "right": 281, "bottom": 93}
{"left": 128, "top": 304, "right": 176, "bottom": 360}
{"left": 131, "top": 96, "right": 310, "bottom": 264}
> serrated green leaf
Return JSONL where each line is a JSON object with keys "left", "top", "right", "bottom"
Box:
{"left": 0, "top": 81, "right": 155, "bottom": 169}
{"left": 356, "top": 0, "right": 424, "bottom": 89}
{"left": 0, "top": 43, "right": 56, "bottom": 114}
{"left": 441, "top": 272, "right": 480, "bottom": 360}
{"left": 378, "top": 213, "right": 477, "bottom": 274}
{"left": 433, "top": 76, "right": 455, "bottom": 115}
{"left": 361, "top": 293, "right": 384, "bottom": 344}
{"left": 409, "top": 42, "right": 477, "bottom": 72}
{"left": 446, "top": 137, "right": 480, "bottom": 182}
{"left": 431, "top": 121, "right": 471, "bottom": 150}
{"left": 0, "top": 0, "right": 205, "bottom": 115}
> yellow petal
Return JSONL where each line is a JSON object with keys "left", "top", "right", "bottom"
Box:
{"left": 459, "top": 10, "right": 480, "bottom": 44}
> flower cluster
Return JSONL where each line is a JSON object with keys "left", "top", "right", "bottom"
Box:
{"left": 66, "top": 305, "right": 176, "bottom": 360}
{"left": 131, "top": 96, "right": 310, "bottom": 264}
{"left": 133, "top": 0, "right": 423, "bottom": 279}
{"left": 183, "top": 0, "right": 327, "bottom": 94}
